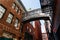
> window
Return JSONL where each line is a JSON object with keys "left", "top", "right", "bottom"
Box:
{"left": 12, "top": 3, "right": 19, "bottom": 13}
{"left": 40, "top": 20, "right": 46, "bottom": 33}
{"left": 6, "top": 13, "right": 13, "bottom": 23}
{"left": 12, "top": 3, "right": 16, "bottom": 9}
{"left": 0, "top": 5, "right": 6, "bottom": 19}
{"left": 30, "top": 21, "right": 35, "bottom": 28}
{"left": 15, "top": 6, "right": 18, "bottom": 12}
{"left": 18, "top": 10, "right": 21, "bottom": 14}
{"left": 14, "top": 18, "right": 19, "bottom": 28}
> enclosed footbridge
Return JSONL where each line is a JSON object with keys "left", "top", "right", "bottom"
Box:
{"left": 22, "top": 8, "right": 50, "bottom": 22}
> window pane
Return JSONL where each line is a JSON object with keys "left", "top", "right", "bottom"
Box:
{"left": 15, "top": 6, "right": 18, "bottom": 12}
{"left": 0, "top": 12, "right": 3, "bottom": 18}
{"left": 8, "top": 13, "right": 13, "bottom": 18}
{"left": 0, "top": 5, "right": 5, "bottom": 19}
{"left": 14, "top": 19, "right": 18, "bottom": 28}
{"left": 12, "top": 3, "right": 16, "bottom": 9}
{"left": 0, "top": 6, "right": 5, "bottom": 13}
{"left": 6, "top": 13, "right": 13, "bottom": 23}
{"left": 30, "top": 21, "right": 35, "bottom": 28}
{"left": 6, "top": 18, "right": 11, "bottom": 23}
{"left": 40, "top": 20, "right": 46, "bottom": 33}
{"left": 18, "top": 10, "right": 21, "bottom": 14}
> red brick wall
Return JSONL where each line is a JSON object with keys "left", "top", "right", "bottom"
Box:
{"left": 0, "top": 0, "right": 23, "bottom": 39}
{"left": 23, "top": 20, "right": 42, "bottom": 40}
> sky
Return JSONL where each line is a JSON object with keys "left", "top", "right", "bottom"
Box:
{"left": 21, "top": 0, "right": 41, "bottom": 11}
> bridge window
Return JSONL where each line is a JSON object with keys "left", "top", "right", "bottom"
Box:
{"left": 18, "top": 10, "right": 21, "bottom": 14}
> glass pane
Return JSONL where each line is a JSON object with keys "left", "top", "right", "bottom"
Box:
{"left": 15, "top": 6, "right": 18, "bottom": 12}
{"left": 40, "top": 20, "right": 46, "bottom": 33}
{"left": 30, "top": 21, "right": 35, "bottom": 28}
{"left": 12, "top": 3, "right": 16, "bottom": 9}
{"left": 0, "top": 12, "right": 3, "bottom": 18}
{"left": 14, "top": 19, "right": 18, "bottom": 28}
{"left": 6, "top": 18, "right": 11, "bottom": 23}
{"left": 0, "top": 6, "right": 5, "bottom": 13}
{"left": 14, "top": 23, "right": 18, "bottom": 27}
{"left": 6, "top": 13, "right": 13, "bottom": 23}
{"left": 0, "top": 5, "right": 6, "bottom": 19}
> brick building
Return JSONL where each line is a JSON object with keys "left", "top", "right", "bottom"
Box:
{"left": 22, "top": 20, "right": 42, "bottom": 40}
{"left": 22, "top": 7, "right": 50, "bottom": 40}
{"left": 0, "top": 0, "right": 26, "bottom": 40}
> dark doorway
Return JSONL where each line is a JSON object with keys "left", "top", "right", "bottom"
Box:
{"left": 56, "top": 25, "right": 60, "bottom": 40}
{"left": 24, "top": 32, "right": 33, "bottom": 40}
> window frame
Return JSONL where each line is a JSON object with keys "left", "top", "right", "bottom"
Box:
{"left": 6, "top": 13, "right": 14, "bottom": 23}
{"left": 30, "top": 21, "right": 35, "bottom": 28}
{"left": 18, "top": 9, "right": 21, "bottom": 14}
{"left": 14, "top": 18, "right": 19, "bottom": 28}
{"left": 12, "top": 2, "right": 16, "bottom": 9}
{"left": 0, "top": 4, "right": 6, "bottom": 19}
{"left": 15, "top": 6, "right": 19, "bottom": 13}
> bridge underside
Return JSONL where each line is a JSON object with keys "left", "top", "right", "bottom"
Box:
{"left": 22, "top": 17, "right": 50, "bottom": 23}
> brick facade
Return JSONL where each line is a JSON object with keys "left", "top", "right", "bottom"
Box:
{"left": 0, "top": 0, "right": 26, "bottom": 40}
{"left": 23, "top": 20, "right": 42, "bottom": 40}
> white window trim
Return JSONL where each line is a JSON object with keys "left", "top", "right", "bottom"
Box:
{"left": 0, "top": 5, "right": 6, "bottom": 19}
{"left": 14, "top": 18, "right": 19, "bottom": 28}
{"left": 6, "top": 13, "right": 13, "bottom": 23}
{"left": 12, "top": 3, "right": 16, "bottom": 9}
